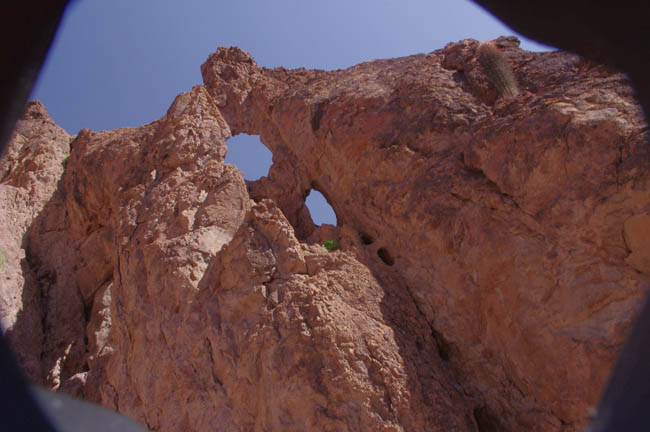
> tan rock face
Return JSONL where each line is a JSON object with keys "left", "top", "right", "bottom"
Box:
{"left": 189, "top": 200, "right": 475, "bottom": 431}
{"left": 0, "top": 101, "right": 71, "bottom": 381}
{"left": 200, "top": 37, "right": 650, "bottom": 431}
{"left": 2, "top": 38, "right": 649, "bottom": 431}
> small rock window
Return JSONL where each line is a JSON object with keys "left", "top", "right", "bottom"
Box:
{"left": 305, "top": 189, "right": 337, "bottom": 226}
{"left": 225, "top": 133, "right": 272, "bottom": 180}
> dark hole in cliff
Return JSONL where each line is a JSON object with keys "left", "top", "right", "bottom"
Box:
{"left": 432, "top": 329, "right": 451, "bottom": 362}
{"left": 311, "top": 101, "right": 327, "bottom": 132}
{"left": 305, "top": 189, "right": 337, "bottom": 226}
{"left": 225, "top": 133, "right": 272, "bottom": 180}
{"left": 452, "top": 70, "right": 468, "bottom": 85}
{"left": 377, "top": 248, "right": 394, "bottom": 266}
{"left": 473, "top": 406, "right": 501, "bottom": 432}
{"left": 360, "top": 232, "right": 374, "bottom": 245}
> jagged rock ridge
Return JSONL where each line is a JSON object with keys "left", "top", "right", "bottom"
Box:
{"left": 1, "top": 37, "right": 649, "bottom": 432}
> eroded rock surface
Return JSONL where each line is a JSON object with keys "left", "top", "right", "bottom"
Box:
{"left": 0, "top": 101, "right": 71, "bottom": 381}
{"left": 200, "top": 37, "right": 650, "bottom": 431}
{"left": 2, "top": 38, "right": 650, "bottom": 431}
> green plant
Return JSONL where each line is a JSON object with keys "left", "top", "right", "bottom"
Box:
{"left": 321, "top": 239, "right": 340, "bottom": 252}
{"left": 477, "top": 42, "right": 519, "bottom": 98}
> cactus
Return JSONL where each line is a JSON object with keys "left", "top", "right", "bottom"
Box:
{"left": 477, "top": 42, "right": 519, "bottom": 98}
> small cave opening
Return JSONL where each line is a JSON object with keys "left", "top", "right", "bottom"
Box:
{"left": 305, "top": 189, "right": 337, "bottom": 226}
{"left": 360, "top": 232, "right": 374, "bottom": 245}
{"left": 432, "top": 329, "right": 451, "bottom": 362}
{"left": 225, "top": 133, "right": 273, "bottom": 180}
{"left": 377, "top": 247, "right": 394, "bottom": 266}
{"left": 473, "top": 406, "right": 502, "bottom": 432}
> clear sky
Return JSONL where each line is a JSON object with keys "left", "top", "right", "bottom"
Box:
{"left": 31, "top": 0, "right": 553, "bottom": 225}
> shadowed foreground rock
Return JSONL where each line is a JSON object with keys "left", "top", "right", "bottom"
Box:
{"left": 2, "top": 38, "right": 649, "bottom": 431}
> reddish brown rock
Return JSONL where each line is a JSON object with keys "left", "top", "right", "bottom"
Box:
{"left": 188, "top": 199, "right": 475, "bottom": 431}
{"left": 0, "top": 100, "right": 71, "bottom": 381}
{"left": 201, "top": 37, "right": 650, "bottom": 430}
{"left": 61, "top": 86, "right": 250, "bottom": 421}
{"left": 3, "top": 37, "right": 650, "bottom": 432}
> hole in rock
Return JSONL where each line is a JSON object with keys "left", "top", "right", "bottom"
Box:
{"left": 305, "top": 189, "right": 337, "bottom": 226}
{"left": 225, "top": 133, "right": 272, "bottom": 180}
{"left": 360, "top": 232, "right": 374, "bottom": 245}
{"left": 473, "top": 406, "right": 501, "bottom": 432}
{"left": 432, "top": 329, "right": 451, "bottom": 362}
{"left": 377, "top": 248, "right": 394, "bottom": 266}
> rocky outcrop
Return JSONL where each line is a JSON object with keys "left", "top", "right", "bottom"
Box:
{"left": 2, "top": 38, "right": 649, "bottom": 431}
{"left": 200, "top": 37, "right": 650, "bottom": 430}
{"left": 0, "top": 100, "right": 71, "bottom": 381}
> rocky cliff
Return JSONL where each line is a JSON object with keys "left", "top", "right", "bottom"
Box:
{"left": 1, "top": 37, "right": 649, "bottom": 432}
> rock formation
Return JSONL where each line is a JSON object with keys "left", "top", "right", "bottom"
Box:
{"left": 0, "top": 100, "right": 71, "bottom": 382}
{"left": 1, "top": 37, "right": 649, "bottom": 431}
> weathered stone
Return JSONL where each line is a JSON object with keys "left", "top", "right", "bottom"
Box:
{"left": 623, "top": 214, "right": 650, "bottom": 274}
{"left": 2, "top": 38, "right": 649, "bottom": 431}
{"left": 201, "top": 39, "right": 650, "bottom": 430}
{"left": 0, "top": 101, "right": 71, "bottom": 382}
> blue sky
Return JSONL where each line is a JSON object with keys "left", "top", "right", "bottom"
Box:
{"left": 31, "top": 0, "right": 553, "bottom": 225}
